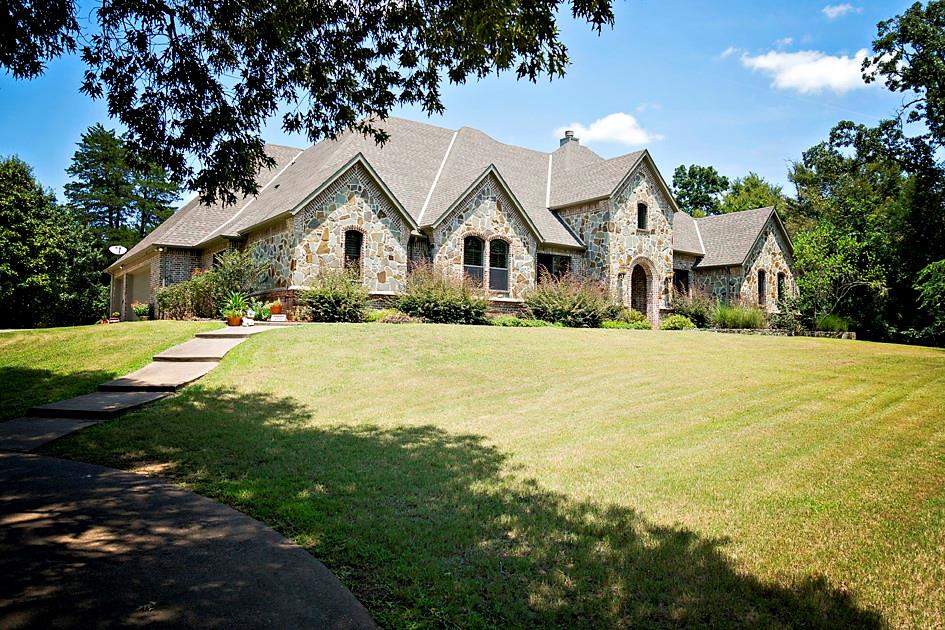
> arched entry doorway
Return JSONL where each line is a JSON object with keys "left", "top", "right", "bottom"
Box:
{"left": 630, "top": 265, "right": 648, "bottom": 315}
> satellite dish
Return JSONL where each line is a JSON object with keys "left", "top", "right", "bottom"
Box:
{"left": 108, "top": 245, "right": 128, "bottom": 256}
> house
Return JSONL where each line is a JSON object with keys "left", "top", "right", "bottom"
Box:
{"left": 106, "top": 117, "right": 796, "bottom": 324}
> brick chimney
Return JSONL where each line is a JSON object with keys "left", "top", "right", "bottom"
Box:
{"left": 559, "top": 130, "right": 579, "bottom": 147}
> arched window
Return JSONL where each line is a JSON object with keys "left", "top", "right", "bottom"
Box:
{"left": 344, "top": 230, "right": 363, "bottom": 273}
{"left": 489, "top": 240, "right": 509, "bottom": 291}
{"left": 463, "top": 236, "right": 484, "bottom": 285}
{"left": 637, "top": 203, "right": 648, "bottom": 230}
{"left": 631, "top": 265, "right": 648, "bottom": 314}
{"left": 758, "top": 269, "right": 767, "bottom": 306}
{"left": 777, "top": 272, "right": 785, "bottom": 303}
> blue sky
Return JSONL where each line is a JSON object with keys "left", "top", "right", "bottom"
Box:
{"left": 0, "top": 0, "right": 913, "bottom": 201}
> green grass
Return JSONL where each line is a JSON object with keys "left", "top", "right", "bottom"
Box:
{"left": 0, "top": 320, "right": 222, "bottom": 420}
{"left": 42, "top": 325, "right": 945, "bottom": 628}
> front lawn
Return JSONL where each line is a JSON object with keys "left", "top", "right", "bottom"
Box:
{"left": 46, "top": 325, "right": 945, "bottom": 628}
{"left": 0, "top": 321, "right": 222, "bottom": 420}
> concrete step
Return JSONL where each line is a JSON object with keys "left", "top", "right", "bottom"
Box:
{"left": 99, "top": 361, "right": 219, "bottom": 392}
{"left": 0, "top": 417, "right": 100, "bottom": 452}
{"left": 28, "top": 391, "right": 169, "bottom": 420}
{"left": 195, "top": 327, "right": 272, "bottom": 339}
{"left": 154, "top": 337, "right": 245, "bottom": 362}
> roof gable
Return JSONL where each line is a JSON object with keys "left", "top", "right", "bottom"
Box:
{"left": 695, "top": 206, "right": 781, "bottom": 268}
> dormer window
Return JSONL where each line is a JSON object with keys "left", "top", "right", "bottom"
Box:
{"left": 637, "top": 203, "right": 648, "bottom": 230}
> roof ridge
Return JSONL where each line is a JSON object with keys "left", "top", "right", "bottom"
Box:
{"left": 417, "top": 130, "right": 458, "bottom": 225}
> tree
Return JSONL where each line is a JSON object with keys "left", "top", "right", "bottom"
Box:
{"left": 2, "top": 0, "right": 616, "bottom": 205}
{"left": 915, "top": 260, "right": 945, "bottom": 342}
{"left": 671, "top": 164, "right": 729, "bottom": 217}
{"left": 719, "top": 173, "right": 786, "bottom": 215}
{"left": 65, "top": 124, "right": 180, "bottom": 249}
{"left": 0, "top": 156, "right": 107, "bottom": 327}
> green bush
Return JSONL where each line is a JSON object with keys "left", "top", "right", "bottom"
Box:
{"left": 609, "top": 307, "right": 649, "bottom": 325}
{"left": 525, "top": 274, "right": 611, "bottom": 328}
{"left": 299, "top": 269, "right": 369, "bottom": 322}
{"left": 378, "top": 311, "right": 424, "bottom": 324}
{"left": 660, "top": 314, "right": 696, "bottom": 330}
{"left": 671, "top": 290, "right": 715, "bottom": 328}
{"left": 602, "top": 319, "right": 651, "bottom": 330}
{"left": 249, "top": 298, "right": 271, "bottom": 321}
{"left": 816, "top": 313, "right": 850, "bottom": 333}
{"left": 397, "top": 264, "right": 488, "bottom": 324}
{"left": 155, "top": 282, "right": 193, "bottom": 319}
{"left": 770, "top": 297, "right": 806, "bottom": 334}
{"left": 220, "top": 292, "right": 249, "bottom": 319}
{"left": 364, "top": 308, "right": 401, "bottom": 322}
{"left": 490, "top": 315, "right": 557, "bottom": 327}
{"left": 711, "top": 304, "right": 768, "bottom": 329}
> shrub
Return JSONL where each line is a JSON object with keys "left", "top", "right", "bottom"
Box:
{"left": 248, "top": 298, "right": 271, "bottom": 321}
{"left": 188, "top": 268, "right": 221, "bottom": 318}
{"left": 378, "top": 311, "right": 424, "bottom": 324}
{"left": 608, "top": 307, "right": 649, "bottom": 325}
{"left": 816, "top": 313, "right": 850, "bottom": 333}
{"left": 660, "top": 314, "right": 696, "bottom": 330}
{"left": 131, "top": 302, "right": 151, "bottom": 317}
{"left": 525, "top": 274, "right": 611, "bottom": 328}
{"left": 213, "top": 249, "right": 266, "bottom": 296}
{"left": 155, "top": 283, "right": 193, "bottom": 319}
{"left": 397, "top": 264, "right": 488, "bottom": 324}
{"left": 711, "top": 304, "right": 768, "bottom": 329}
{"left": 602, "top": 319, "right": 651, "bottom": 330}
{"left": 671, "top": 290, "right": 715, "bottom": 328}
{"left": 220, "top": 292, "right": 249, "bottom": 319}
{"left": 364, "top": 308, "right": 401, "bottom": 322}
{"left": 770, "top": 297, "right": 806, "bottom": 334}
{"left": 299, "top": 269, "right": 369, "bottom": 322}
{"left": 490, "top": 315, "right": 557, "bottom": 327}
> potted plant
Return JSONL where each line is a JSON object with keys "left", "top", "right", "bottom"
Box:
{"left": 109, "top": 311, "right": 121, "bottom": 323}
{"left": 269, "top": 298, "right": 283, "bottom": 315}
{"left": 249, "top": 298, "right": 271, "bottom": 321}
{"left": 221, "top": 292, "right": 249, "bottom": 326}
{"left": 131, "top": 302, "right": 151, "bottom": 321}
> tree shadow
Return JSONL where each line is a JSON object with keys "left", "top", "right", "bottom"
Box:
{"left": 47, "top": 387, "right": 885, "bottom": 628}
{"left": 0, "top": 366, "right": 118, "bottom": 421}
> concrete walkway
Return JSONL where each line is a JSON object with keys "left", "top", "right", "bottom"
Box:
{"left": 0, "top": 451, "right": 376, "bottom": 628}
{"left": 0, "top": 323, "right": 376, "bottom": 628}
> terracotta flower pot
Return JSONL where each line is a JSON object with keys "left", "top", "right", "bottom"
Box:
{"left": 270, "top": 303, "right": 283, "bottom": 315}
{"left": 226, "top": 316, "right": 242, "bottom": 327}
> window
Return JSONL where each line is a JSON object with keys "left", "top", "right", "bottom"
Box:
{"left": 489, "top": 240, "right": 509, "bottom": 291}
{"left": 637, "top": 203, "right": 648, "bottom": 230}
{"left": 777, "top": 272, "right": 785, "bottom": 303}
{"left": 408, "top": 235, "right": 432, "bottom": 272}
{"left": 344, "top": 230, "right": 363, "bottom": 273}
{"left": 673, "top": 269, "right": 690, "bottom": 296}
{"left": 463, "top": 236, "right": 484, "bottom": 285}
{"left": 536, "top": 253, "right": 571, "bottom": 283}
{"left": 758, "top": 269, "right": 767, "bottom": 306}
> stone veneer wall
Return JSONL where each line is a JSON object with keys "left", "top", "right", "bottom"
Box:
{"left": 556, "top": 163, "right": 673, "bottom": 324}
{"left": 432, "top": 173, "right": 538, "bottom": 299}
{"left": 741, "top": 219, "right": 796, "bottom": 312}
{"left": 691, "top": 266, "right": 742, "bottom": 303}
{"left": 245, "top": 163, "right": 410, "bottom": 293}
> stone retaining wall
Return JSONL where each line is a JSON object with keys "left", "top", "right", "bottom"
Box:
{"left": 706, "top": 328, "right": 856, "bottom": 340}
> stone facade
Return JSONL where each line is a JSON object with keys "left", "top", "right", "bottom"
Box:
{"left": 432, "top": 173, "right": 538, "bottom": 299}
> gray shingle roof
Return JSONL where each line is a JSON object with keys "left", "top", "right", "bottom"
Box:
{"left": 694, "top": 206, "right": 775, "bottom": 268}
{"left": 109, "top": 117, "right": 683, "bottom": 271}
{"left": 671, "top": 211, "right": 705, "bottom": 255}
{"left": 106, "top": 144, "right": 301, "bottom": 271}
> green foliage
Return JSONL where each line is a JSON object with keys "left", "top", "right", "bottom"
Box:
{"left": 299, "top": 269, "right": 369, "bottom": 323}
{"left": 672, "top": 164, "right": 730, "bottom": 217}
{"left": 3, "top": 0, "right": 617, "bottom": 204}
{"left": 607, "top": 306, "right": 649, "bottom": 325}
{"left": 249, "top": 298, "right": 271, "bottom": 321}
{"left": 377, "top": 311, "right": 424, "bottom": 324}
{"left": 719, "top": 173, "right": 786, "bottom": 214}
{"left": 602, "top": 319, "right": 651, "bottom": 330}
{"left": 670, "top": 291, "right": 715, "bottom": 328}
{"left": 212, "top": 249, "right": 266, "bottom": 296}
{"left": 131, "top": 302, "right": 151, "bottom": 317}
{"left": 364, "top": 308, "right": 401, "bottom": 323}
{"left": 155, "top": 282, "right": 193, "bottom": 320}
{"left": 815, "top": 313, "right": 850, "bottom": 333}
{"left": 155, "top": 252, "right": 265, "bottom": 320}
{"left": 525, "top": 274, "right": 611, "bottom": 328}
{"left": 65, "top": 124, "right": 180, "bottom": 250}
{"left": 397, "top": 265, "right": 488, "bottom": 325}
{"left": 490, "top": 315, "right": 558, "bottom": 327}
{"left": 770, "top": 297, "right": 807, "bottom": 334}
{"left": 660, "top": 314, "right": 695, "bottom": 330}
{"left": 914, "top": 260, "right": 945, "bottom": 340}
{"left": 711, "top": 304, "right": 768, "bottom": 329}
{"left": 0, "top": 156, "right": 107, "bottom": 327}
{"left": 220, "top": 291, "right": 248, "bottom": 319}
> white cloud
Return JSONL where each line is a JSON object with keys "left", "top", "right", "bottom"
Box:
{"left": 719, "top": 46, "right": 740, "bottom": 60}
{"left": 822, "top": 3, "right": 861, "bottom": 19}
{"left": 739, "top": 48, "right": 869, "bottom": 94}
{"left": 635, "top": 102, "right": 661, "bottom": 113}
{"left": 775, "top": 37, "right": 794, "bottom": 47}
{"left": 555, "top": 112, "right": 662, "bottom": 146}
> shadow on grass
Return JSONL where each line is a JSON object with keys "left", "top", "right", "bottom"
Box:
{"left": 0, "top": 366, "right": 117, "bottom": 421}
{"left": 48, "top": 387, "right": 884, "bottom": 628}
